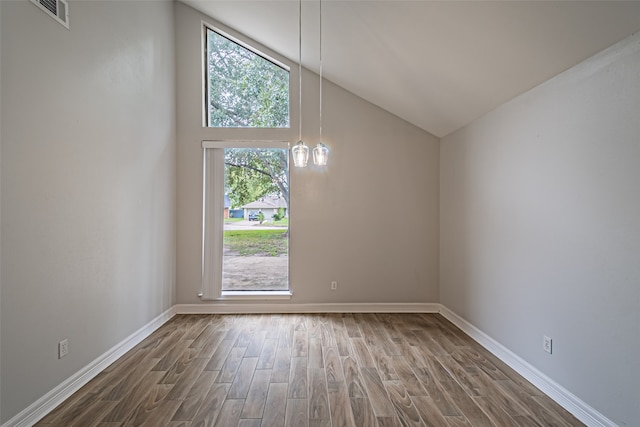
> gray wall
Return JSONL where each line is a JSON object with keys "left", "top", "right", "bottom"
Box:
{"left": 440, "top": 33, "right": 640, "bottom": 426}
{"left": 175, "top": 3, "right": 440, "bottom": 305}
{"left": 0, "top": 1, "right": 176, "bottom": 422}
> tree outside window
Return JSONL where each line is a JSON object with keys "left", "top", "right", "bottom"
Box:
{"left": 206, "top": 28, "right": 289, "bottom": 128}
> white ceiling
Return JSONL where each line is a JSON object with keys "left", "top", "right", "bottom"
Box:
{"left": 181, "top": 0, "right": 640, "bottom": 137}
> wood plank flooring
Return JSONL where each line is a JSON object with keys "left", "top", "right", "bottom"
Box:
{"left": 36, "top": 313, "right": 584, "bottom": 426}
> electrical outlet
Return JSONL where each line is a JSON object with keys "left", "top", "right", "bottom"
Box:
{"left": 59, "top": 339, "right": 69, "bottom": 359}
{"left": 543, "top": 336, "right": 552, "bottom": 354}
{"left": 331, "top": 281, "right": 337, "bottom": 290}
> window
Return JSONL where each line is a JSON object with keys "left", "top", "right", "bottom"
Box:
{"left": 206, "top": 27, "right": 290, "bottom": 128}
{"left": 202, "top": 141, "right": 291, "bottom": 300}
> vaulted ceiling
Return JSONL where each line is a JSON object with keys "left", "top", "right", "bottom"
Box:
{"left": 181, "top": 1, "right": 640, "bottom": 137}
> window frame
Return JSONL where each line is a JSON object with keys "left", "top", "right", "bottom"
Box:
{"left": 201, "top": 140, "right": 292, "bottom": 301}
{"left": 203, "top": 23, "right": 291, "bottom": 130}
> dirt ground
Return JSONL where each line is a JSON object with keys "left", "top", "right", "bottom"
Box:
{"left": 222, "top": 255, "right": 288, "bottom": 291}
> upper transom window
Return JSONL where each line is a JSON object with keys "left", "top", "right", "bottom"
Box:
{"left": 206, "top": 28, "right": 290, "bottom": 128}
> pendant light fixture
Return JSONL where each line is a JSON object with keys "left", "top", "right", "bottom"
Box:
{"left": 292, "top": 0, "right": 309, "bottom": 167}
{"left": 291, "top": 0, "right": 329, "bottom": 168}
{"left": 312, "top": 0, "right": 329, "bottom": 166}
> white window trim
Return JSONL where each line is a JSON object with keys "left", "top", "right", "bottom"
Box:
{"left": 201, "top": 140, "right": 292, "bottom": 300}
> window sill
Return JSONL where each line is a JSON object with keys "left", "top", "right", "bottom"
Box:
{"left": 217, "top": 290, "right": 292, "bottom": 300}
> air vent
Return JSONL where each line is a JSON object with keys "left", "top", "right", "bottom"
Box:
{"left": 31, "top": 0, "right": 69, "bottom": 29}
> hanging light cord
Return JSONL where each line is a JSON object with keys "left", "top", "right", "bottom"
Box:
{"left": 298, "top": 0, "right": 303, "bottom": 142}
{"left": 319, "top": 0, "right": 323, "bottom": 143}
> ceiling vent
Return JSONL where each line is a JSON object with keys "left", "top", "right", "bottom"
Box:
{"left": 31, "top": 0, "right": 69, "bottom": 29}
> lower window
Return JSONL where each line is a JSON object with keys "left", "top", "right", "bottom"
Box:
{"left": 202, "top": 141, "right": 291, "bottom": 299}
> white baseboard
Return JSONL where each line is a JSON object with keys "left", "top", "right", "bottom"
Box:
{"left": 2, "top": 307, "right": 176, "bottom": 427}
{"left": 438, "top": 305, "right": 617, "bottom": 427}
{"left": 175, "top": 302, "right": 440, "bottom": 314}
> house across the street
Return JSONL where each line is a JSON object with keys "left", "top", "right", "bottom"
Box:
{"left": 241, "top": 196, "right": 287, "bottom": 220}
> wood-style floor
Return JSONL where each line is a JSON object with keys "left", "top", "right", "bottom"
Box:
{"left": 36, "top": 313, "right": 584, "bottom": 426}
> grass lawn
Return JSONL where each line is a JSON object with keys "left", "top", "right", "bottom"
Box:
{"left": 224, "top": 229, "right": 288, "bottom": 256}
{"left": 224, "top": 217, "right": 244, "bottom": 223}
{"left": 267, "top": 218, "right": 288, "bottom": 227}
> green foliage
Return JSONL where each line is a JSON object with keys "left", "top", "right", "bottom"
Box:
{"left": 224, "top": 148, "right": 289, "bottom": 209}
{"left": 273, "top": 207, "right": 286, "bottom": 221}
{"left": 207, "top": 29, "right": 289, "bottom": 128}
{"left": 207, "top": 30, "right": 290, "bottom": 207}
{"left": 258, "top": 212, "right": 265, "bottom": 224}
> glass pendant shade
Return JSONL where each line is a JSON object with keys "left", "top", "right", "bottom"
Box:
{"left": 313, "top": 143, "right": 329, "bottom": 166}
{"left": 292, "top": 140, "right": 309, "bottom": 167}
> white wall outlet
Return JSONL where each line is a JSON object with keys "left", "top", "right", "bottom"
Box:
{"left": 59, "top": 339, "right": 69, "bottom": 359}
{"left": 543, "top": 336, "right": 552, "bottom": 354}
{"left": 331, "top": 281, "right": 337, "bottom": 290}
